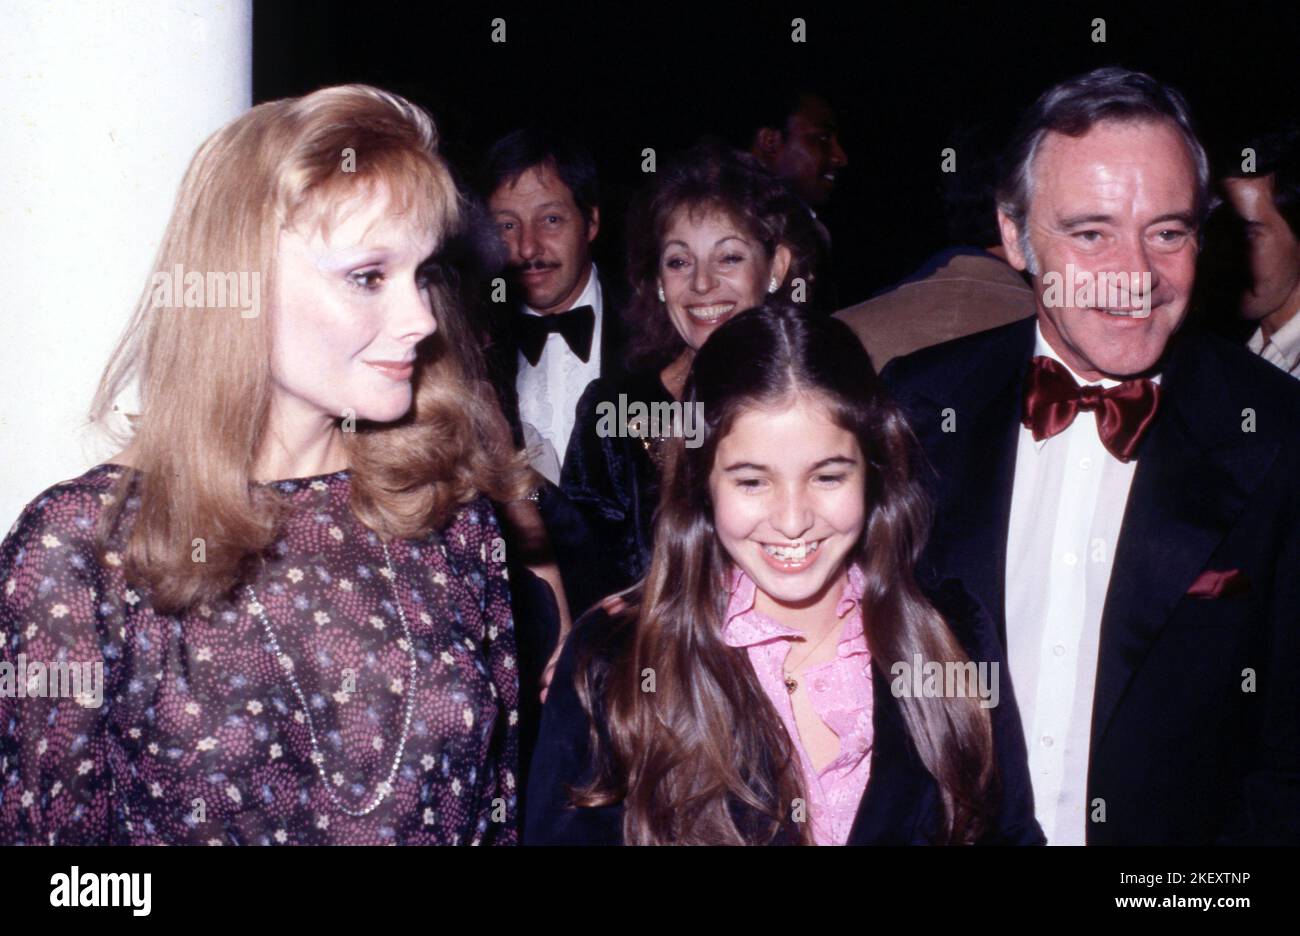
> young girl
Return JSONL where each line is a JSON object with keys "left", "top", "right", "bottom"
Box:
{"left": 527, "top": 301, "right": 1043, "bottom": 845}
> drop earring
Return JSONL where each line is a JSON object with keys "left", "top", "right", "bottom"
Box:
{"left": 657, "top": 284, "right": 665, "bottom": 302}
{"left": 768, "top": 276, "right": 779, "bottom": 294}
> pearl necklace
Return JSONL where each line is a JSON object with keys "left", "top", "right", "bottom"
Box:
{"left": 244, "top": 539, "right": 417, "bottom": 818}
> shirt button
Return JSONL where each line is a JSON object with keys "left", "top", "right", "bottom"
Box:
{"left": 1079, "top": 456, "right": 1093, "bottom": 471}
{"left": 1053, "top": 644, "right": 1066, "bottom": 657}
{"left": 1041, "top": 735, "right": 1054, "bottom": 748}
{"left": 1063, "top": 552, "right": 1078, "bottom": 567}
{"left": 813, "top": 680, "right": 828, "bottom": 693}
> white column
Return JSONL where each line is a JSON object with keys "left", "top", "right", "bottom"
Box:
{"left": 0, "top": 0, "right": 252, "bottom": 528}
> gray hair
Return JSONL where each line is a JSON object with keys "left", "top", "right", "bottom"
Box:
{"left": 996, "top": 66, "right": 1212, "bottom": 270}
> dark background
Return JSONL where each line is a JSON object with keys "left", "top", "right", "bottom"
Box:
{"left": 253, "top": 0, "right": 1300, "bottom": 310}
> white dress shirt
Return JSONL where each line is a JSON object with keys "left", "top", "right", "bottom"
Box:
{"left": 1247, "top": 308, "right": 1300, "bottom": 378}
{"left": 1004, "top": 323, "right": 1160, "bottom": 845}
{"left": 516, "top": 263, "right": 603, "bottom": 484}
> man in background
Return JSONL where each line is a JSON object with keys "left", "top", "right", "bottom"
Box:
{"left": 1220, "top": 130, "right": 1300, "bottom": 377}
{"left": 482, "top": 128, "right": 626, "bottom": 483}
{"left": 836, "top": 122, "right": 1036, "bottom": 370}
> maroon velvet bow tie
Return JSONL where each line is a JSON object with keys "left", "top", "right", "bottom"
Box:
{"left": 1022, "top": 356, "right": 1161, "bottom": 462}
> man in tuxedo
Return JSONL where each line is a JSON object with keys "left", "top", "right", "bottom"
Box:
{"left": 480, "top": 129, "right": 630, "bottom": 629}
{"left": 482, "top": 128, "right": 626, "bottom": 485}
{"left": 477, "top": 131, "right": 630, "bottom": 803}
{"left": 883, "top": 67, "right": 1300, "bottom": 845}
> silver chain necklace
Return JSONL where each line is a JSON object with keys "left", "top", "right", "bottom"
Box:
{"left": 244, "top": 539, "right": 418, "bottom": 818}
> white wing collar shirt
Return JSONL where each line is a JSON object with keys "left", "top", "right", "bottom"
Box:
{"left": 516, "top": 263, "right": 604, "bottom": 485}
{"left": 1004, "top": 321, "right": 1161, "bottom": 845}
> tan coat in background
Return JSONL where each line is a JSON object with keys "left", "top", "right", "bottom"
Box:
{"left": 835, "top": 249, "right": 1037, "bottom": 371}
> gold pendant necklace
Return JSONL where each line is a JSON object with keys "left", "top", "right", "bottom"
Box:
{"left": 782, "top": 618, "right": 840, "bottom": 694}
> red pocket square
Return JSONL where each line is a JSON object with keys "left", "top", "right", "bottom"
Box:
{"left": 1187, "top": 568, "right": 1249, "bottom": 599}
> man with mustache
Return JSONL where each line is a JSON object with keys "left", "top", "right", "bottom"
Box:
{"left": 480, "top": 128, "right": 630, "bottom": 653}
{"left": 477, "top": 131, "right": 630, "bottom": 805}
{"left": 883, "top": 67, "right": 1300, "bottom": 844}
{"left": 484, "top": 129, "right": 626, "bottom": 486}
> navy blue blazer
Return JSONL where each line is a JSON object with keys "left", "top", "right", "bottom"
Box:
{"left": 525, "top": 578, "right": 1045, "bottom": 845}
{"left": 882, "top": 317, "right": 1300, "bottom": 844}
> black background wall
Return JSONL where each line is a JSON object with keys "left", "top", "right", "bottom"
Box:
{"left": 253, "top": 0, "right": 1300, "bottom": 308}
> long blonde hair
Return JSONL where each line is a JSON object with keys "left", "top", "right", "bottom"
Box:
{"left": 91, "top": 84, "right": 530, "bottom": 612}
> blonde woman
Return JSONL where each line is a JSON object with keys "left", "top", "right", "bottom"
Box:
{"left": 0, "top": 85, "right": 531, "bottom": 844}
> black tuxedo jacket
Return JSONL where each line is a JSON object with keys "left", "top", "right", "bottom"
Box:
{"left": 484, "top": 267, "right": 630, "bottom": 615}
{"left": 482, "top": 268, "right": 630, "bottom": 823}
{"left": 524, "top": 579, "right": 1045, "bottom": 846}
{"left": 882, "top": 316, "right": 1300, "bottom": 844}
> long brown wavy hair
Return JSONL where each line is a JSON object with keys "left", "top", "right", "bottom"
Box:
{"left": 90, "top": 84, "right": 531, "bottom": 613}
{"left": 571, "top": 301, "right": 997, "bottom": 844}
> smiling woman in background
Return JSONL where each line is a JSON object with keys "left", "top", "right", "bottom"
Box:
{"left": 559, "top": 143, "right": 821, "bottom": 607}
{"left": 0, "top": 85, "right": 530, "bottom": 845}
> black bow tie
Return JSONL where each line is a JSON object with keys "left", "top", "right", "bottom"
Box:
{"left": 516, "top": 304, "right": 595, "bottom": 366}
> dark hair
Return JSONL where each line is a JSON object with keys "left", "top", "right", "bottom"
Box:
{"left": 941, "top": 121, "right": 1010, "bottom": 247}
{"left": 718, "top": 67, "right": 834, "bottom": 152}
{"left": 738, "top": 88, "right": 823, "bottom": 148}
{"left": 1222, "top": 128, "right": 1300, "bottom": 239}
{"left": 996, "top": 67, "right": 1212, "bottom": 241}
{"left": 624, "top": 142, "right": 822, "bottom": 373}
{"left": 480, "top": 127, "right": 599, "bottom": 220}
{"left": 572, "top": 300, "right": 997, "bottom": 845}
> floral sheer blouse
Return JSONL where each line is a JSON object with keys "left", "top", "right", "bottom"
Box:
{"left": 0, "top": 465, "right": 519, "bottom": 845}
